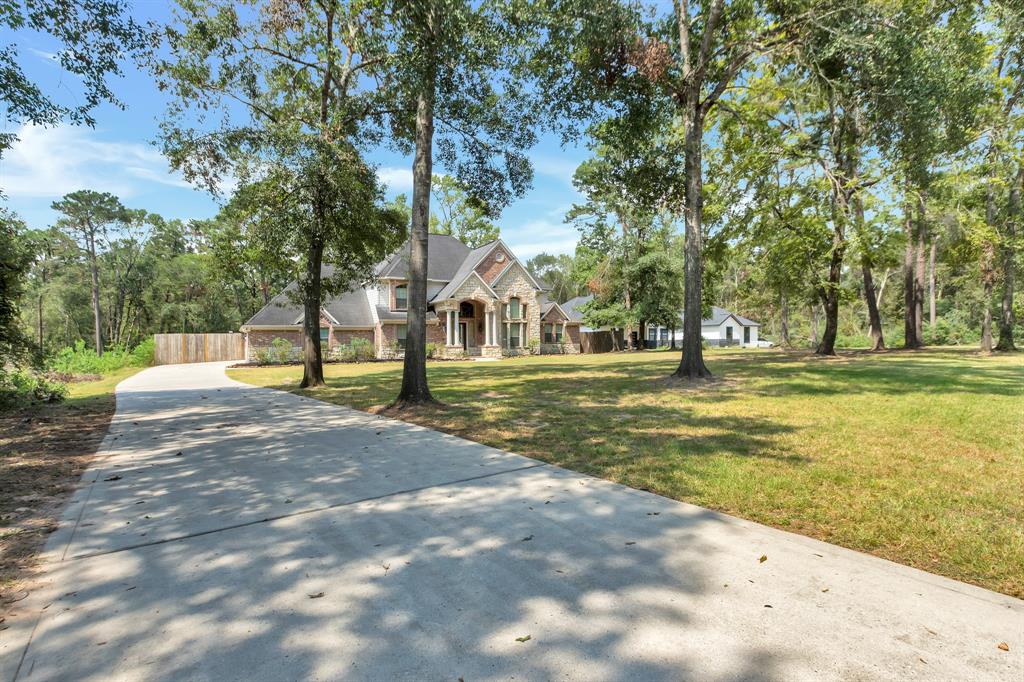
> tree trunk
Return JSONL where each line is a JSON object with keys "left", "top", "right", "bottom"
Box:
{"left": 673, "top": 108, "right": 711, "bottom": 379}
{"left": 928, "top": 239, "right": 937, "bottom": 329}
{"left": 981, "top": 179, "right": 997, "bottom": 353}
{"left": 862, "top": 256, "right": 884, "bottom": 351}
{"left": 87, "top": 230, "right": 103, "bottom": 355}
{"left": 779, "top": 293, "right": 790, "bottom": 347}
{"left": 996, "top": 166, "right": 1021, "bottom": 351}
{"left": 902, "top": 194, "right": 920, "bottom": 349}
{"left": 810, "top": 304, "right": 820, "bottom": 347}
{"left": 395, "top": 62, "right": 437, "bottom": 405}
{"left": 914, "top": 193, "right": 926, "bottom": 344}
{"left": 816, "top": 225, "right": 844, "bottom": 355}
{"left": 670, "top": 324, "right": 677, "bottom": 350}
{"left": 299, "top": 237, "right": 326, "bottom": 388}
{"left": 620, "top": 219, "right": 634, "bottom": 350}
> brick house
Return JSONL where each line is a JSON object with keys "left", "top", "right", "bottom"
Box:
{"left": 241, "top": 235, "right": 582, "bottom": 360}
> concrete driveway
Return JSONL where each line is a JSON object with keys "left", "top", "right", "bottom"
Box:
{"left": 1, "top": 362, "right": 1020, "bottom": 681}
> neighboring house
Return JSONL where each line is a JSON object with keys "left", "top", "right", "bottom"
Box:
{"left": 647, "top": 306, "right": 761, "bottom": 348}
{"left": 241, "top": 235, "right": 582, "bottom": 360}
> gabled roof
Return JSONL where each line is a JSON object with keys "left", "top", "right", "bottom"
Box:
{"left": 562, "top": 295, "right": 593, "bottom": 322}
{"left": 431, "top": 269, "right": 498, "bottom": 302}
{"left": 244, "top": 265, "right": 374, "bottom": 328}
{"left": 429, "top": 240, "right": 500, "bottom": 301}
{"left": 541, "top": 301, "right": 570, "bottom": 321}
{"left": 490, "top": 256, "right": 546, "bottom": 292}
{"left": 375, "top": 233, "right": 472, "bottom": 281}
{"left": 680, "top": 306, "right": 760, "bottom": 327}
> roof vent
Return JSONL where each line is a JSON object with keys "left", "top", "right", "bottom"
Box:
{"left": 495, "top": 252, "right": 506, "bottom": 263}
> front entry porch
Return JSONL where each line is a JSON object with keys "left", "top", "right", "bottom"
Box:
{"left": 439, "top": 299, "right": 502, "bottom": 359}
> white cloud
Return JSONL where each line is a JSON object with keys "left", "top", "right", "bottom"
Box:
{"left": 0, "top": 124, "right": 195, "bottom": 199}
{"left": 504, "top": 218, "right": 579, "bottom": 259}
{"left": 531, "top": 154, "right": 582, "bottom": 185}
{"left": 376, "top": 166, "right": 413, "bottom": 192}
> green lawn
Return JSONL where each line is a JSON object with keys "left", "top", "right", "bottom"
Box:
{"left": 229, "top": 348, "right": 1024, "bottom": 598}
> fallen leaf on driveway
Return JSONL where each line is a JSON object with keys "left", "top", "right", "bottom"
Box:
{"left": 997, "top": 642, "right": 1009, "bottom": 651}
{"left": 308, "top": 592, "right": 325, "bottom": 599}
{"left": 103, "top": 475, "right": 122, "bottom": 482}
{"left": 759, "top": 554, "right": 768, "bottom": 563}
{"left": 521, "top": 535, "right": 533, "bottom": 542}
{"left": 515, "top": 635, "right": 531, "bottom": 643}
{"left": 625, "top": 541, "right": 636, "bottom": 546}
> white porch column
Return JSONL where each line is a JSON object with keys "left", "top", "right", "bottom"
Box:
{"left": 445, "top": 311, "right": 452, "bottom": 346}
{"left": 454, "top": 308, "right": 460, "bottom": 346}
{"left": 485, "top": 311, "right": 492, "bottom": 345}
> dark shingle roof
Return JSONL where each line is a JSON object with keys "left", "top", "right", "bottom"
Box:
{"left": 376, "top": 233, "right": 473, "bottom": 281}
{"left": 562, "top": 295, "right": 593, "bottom": 322}
{"left": 244, "top": 265, "right": 373, "bottom": 328}
{"left": 430, "top": 240, "right": 499, "bottom": 301}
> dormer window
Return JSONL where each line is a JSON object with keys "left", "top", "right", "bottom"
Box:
{"left": 394, "top": 284, "right": 408, "bottom": 310}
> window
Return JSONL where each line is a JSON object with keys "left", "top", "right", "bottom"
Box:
{"left": 394, "top": 284, "right": 408, "bottom": 310}
{"left": 555, "top": 325, "right": 563, "bottom": 342}
{"left": 460, "top": 301, "right": 474, "bottom": 318}
{"left": 743, "top": 327, "right": 751, "bottom": 344}
{"left": 544, "top": 323, "right": 554, "bottom": 343}
{"left": 726, "top": 326, "right": 734, "bottom": 342}
{"left": 508, "top": 297, "right": 520, "bottom": 319}
{"left": 320, "top": 327, "right": 330, "bottom": 343}
{"left": 396, "top": 324, "right": 407, "bottom": 349}
{"left": 509, "top": 322, "right": 522, "bottom": 348}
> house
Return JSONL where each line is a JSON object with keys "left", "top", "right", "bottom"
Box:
{"left": 563, "top": 297, "right": 761, "bottom": 350}
{"left": 241, "top": 235, "right": 582, "bottom": 360}
{"left": 646, "top": 306, "right": 761, "bottom": 348}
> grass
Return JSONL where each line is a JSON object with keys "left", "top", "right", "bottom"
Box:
{"left": 230, "top": 347, "right": 1024, "bottom": 598}
{"left": 0, "top": 367, "right": 141, "bottom": 602}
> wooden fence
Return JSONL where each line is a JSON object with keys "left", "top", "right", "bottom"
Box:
{"left": 579, "top": 329, "right": 625, "bottom": 354}
{"left": 154, "top": 333, "right": 246, "bottom": 365}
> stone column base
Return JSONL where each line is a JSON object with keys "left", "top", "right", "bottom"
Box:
{"left": 480, "top": 345, "right": 502, "bottom": 358}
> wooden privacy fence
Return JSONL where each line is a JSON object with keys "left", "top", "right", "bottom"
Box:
{"left": 579, "top": 329, "right": 625, "bottom": 354}
{"left": 154, "top": 333, "right": 246, "bottom": 365}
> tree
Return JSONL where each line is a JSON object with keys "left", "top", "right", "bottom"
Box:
{"left": 526, "top": 252, "right": 586, "bottom": 303}
{"left": 52, "top": 190, "right": 128, "bottom": 355}
{"left": 0, "top": 209, "right": 33, "bottom": 366}
{"left": 430, "top": 175, "right": 500, "bottom": 247}
{"left": 158, "top": 0, "right": 403, "bottom": 387}
{"left": 389, "top": 0, "right": 538, "bottom": 406}
{"left": 0, "top": 0, "right": 150, "bottom": 156}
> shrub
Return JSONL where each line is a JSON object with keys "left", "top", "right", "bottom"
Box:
{"left": 270, "top": 337, "right": 299, "bottom": 364}
{"left": 527, "top": 337, "right": 540, "bottom": 354}
{"left": 131, "top": 338, "right": 155, "bottom": 366}
{"left": 924, "top": 311, "right": 979, "bottom": 346}
{"left": 331, "top": 337, "right": 377, "bottom": 362}
{"left": 350, "top": 337, "right": 375, "bottom": 361}
{"left": 425, "top": 342, "right": 437, "bottom": 359}
{"left": 0, "top": 367, "right": 67, "bottom": 409}
{"left": 48, "top": 339, "right": 153, "bottom": 375}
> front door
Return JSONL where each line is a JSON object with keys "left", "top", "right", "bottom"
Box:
{"left": 726, "top": 326, "right": 734, "bottom": 343}
{"left": 459, "top": 322, "right": 468, "bottom": 350}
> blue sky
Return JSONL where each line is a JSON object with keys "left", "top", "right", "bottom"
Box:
{"left": 0, "top": 3, "right": 590, "bottom": 259}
